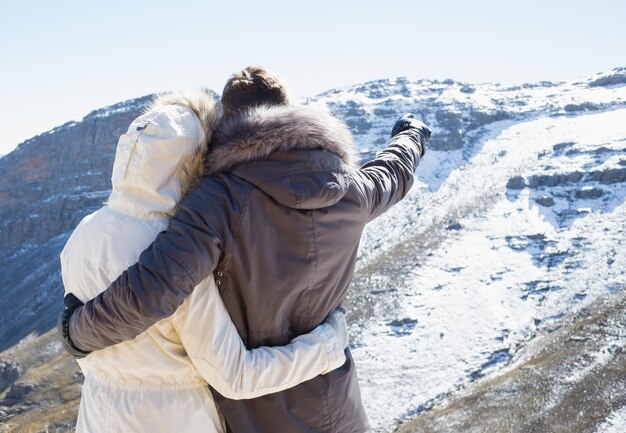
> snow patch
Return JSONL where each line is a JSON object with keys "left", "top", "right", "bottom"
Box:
{"left": 595, "top": 406, "right": 626, "bottom": 433}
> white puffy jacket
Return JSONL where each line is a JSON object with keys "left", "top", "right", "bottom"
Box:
{"left": 60, "top": 91, "right": 347, "bottom": 433}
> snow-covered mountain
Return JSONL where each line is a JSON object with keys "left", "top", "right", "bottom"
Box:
{"left": 1, "top": 67, "right": 625, "bottom": 432}
{"left": 303, "top": 68, "right": 626, "bottom": 431}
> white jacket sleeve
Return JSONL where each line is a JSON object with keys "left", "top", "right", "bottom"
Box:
{"left": 171, "top": 275, "right": 347, "bottom": 400}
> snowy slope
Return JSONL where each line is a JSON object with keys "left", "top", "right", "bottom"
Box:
{"left": 305, "top": 73, "right": 626, "bottom": 431}
{"left": 596, "top": 407, "right": 626, "bottom": 433}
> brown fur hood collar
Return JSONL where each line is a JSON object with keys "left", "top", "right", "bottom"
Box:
{"left": 204, "top": 105, "right": 357, "bottom": 175}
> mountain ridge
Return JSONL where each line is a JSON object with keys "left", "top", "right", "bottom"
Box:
{"left": 1, "top": 67, "right": 625, "bottom": 432}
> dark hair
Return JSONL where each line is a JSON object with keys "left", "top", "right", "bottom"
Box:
{"left": 221, "top": 66, "right": 290, "bottom": 119}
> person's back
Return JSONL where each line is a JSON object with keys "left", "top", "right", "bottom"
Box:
{"left": 192, "top": 98, "right": 423, "bottom": 431}
{"left": 192, "top": 68, "right": 426, "bottom": 432}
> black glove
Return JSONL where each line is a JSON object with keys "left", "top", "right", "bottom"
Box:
{"left": 391, "top": 114, "right": 431, "bottom": 157}
{"left": 57, "top": 293, "right": 91, "bottom": 359}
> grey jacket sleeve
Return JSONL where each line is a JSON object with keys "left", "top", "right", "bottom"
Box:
{"left": 69, "top": 181, "right": 229, "bottom": 352}
{"left": 357, "top": 129, "right": 425, "bottom": 221}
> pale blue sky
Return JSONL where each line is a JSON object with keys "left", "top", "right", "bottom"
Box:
{"left": 1, "top": 0, "right": 624, "bottom": 156}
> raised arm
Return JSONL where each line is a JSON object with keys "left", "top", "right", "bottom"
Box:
{"left": 172, "top": 279, "right": 347, "bottom": 399}
{"left": 59, "top": 180, "right": 235, "bottom": 356}
{"left": 357, "top": 114, "right": 430, "bottom": 221}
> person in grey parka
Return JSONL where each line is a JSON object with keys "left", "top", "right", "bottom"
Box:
{"left": 59, "top": 66, "right": 431, "bottom": 433}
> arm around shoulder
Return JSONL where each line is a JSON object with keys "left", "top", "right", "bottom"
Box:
{"left": 172, "top": 282, "right": 349, "bottom": 400}
{"left": 66, "top": 180, "right": 232, "bottom": 354}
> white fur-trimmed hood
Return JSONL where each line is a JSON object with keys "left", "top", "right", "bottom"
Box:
{"left": 107, "top": 90, "right": 222, "bottom": 219}
{"left": 204, "top": 105, "right": 357, "bottom": 175}
{"left": 146, "top": 90, "right": 222, "bottom": 200}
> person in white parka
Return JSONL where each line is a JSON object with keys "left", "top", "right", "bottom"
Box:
{"left": 60, "top": 90, "right": 349, "bottom": 433}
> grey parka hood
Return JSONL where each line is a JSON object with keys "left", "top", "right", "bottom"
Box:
{"left": 205, "top": 105, "right": 358, "bottom": 209}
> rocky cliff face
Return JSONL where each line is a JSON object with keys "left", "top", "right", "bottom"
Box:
{"left": 1, "top": 67, "right": 625, "bottom": 432}
{"left": 0, "top": 95, "right": 152, "bottom": 350}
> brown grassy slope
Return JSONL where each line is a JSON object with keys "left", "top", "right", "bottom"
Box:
{"left": 394, "top": 289, "right": 626, "bottom": 433}
{"left": 0, "top": 330, "right": 81, "bottom": 433}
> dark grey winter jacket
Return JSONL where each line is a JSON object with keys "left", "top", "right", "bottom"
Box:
{"left": 68, "top": 105, "right": 427, "bottom": 433}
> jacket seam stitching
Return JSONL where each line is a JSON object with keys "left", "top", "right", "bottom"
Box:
{"left": 223, "top": 185, "right": 253, "bottom": 266}
{"left": 130, "top": 141, "right": 145, "bottom": 217}
{"left": 307, "top": 211, "right": 318, "bottom": 318}
{"left": 242, "top": 314, "right": 329, "bottom": 335}
{"left": 289, "top": 175, "right": 300, "bottom": 207}
{"left": 304, "top": 147, "right": 318, "bottom": 318}
{"left": 106, "top": 383, "right": 115, "bottom": 433}
{"left": 312, "top": 330, "right": 331, "bottom": 374}
{"left": 243, "top": 167, "right": 352, "bottom": 185}
{"left": 351, "top": 172, "right": 373, "bottom": 217}
{"left": 318, "top": 375, "right": 334, "bottom": 431}
{"left": 153, "top": 244, "right": 200, "bottom": 286}
{"left": 333, "top": 409, "right": 349, "bottom": 431}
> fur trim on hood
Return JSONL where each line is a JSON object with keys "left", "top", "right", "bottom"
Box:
{"left": 146, "top": 90, "right": 222, "bottom": 199}
{"left": 204, "top": 105, "right": 357, "bottom": 175}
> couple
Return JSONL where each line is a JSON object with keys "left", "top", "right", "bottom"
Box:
{"left": 59, "top": 66, "right": 430, "bottom": 433}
